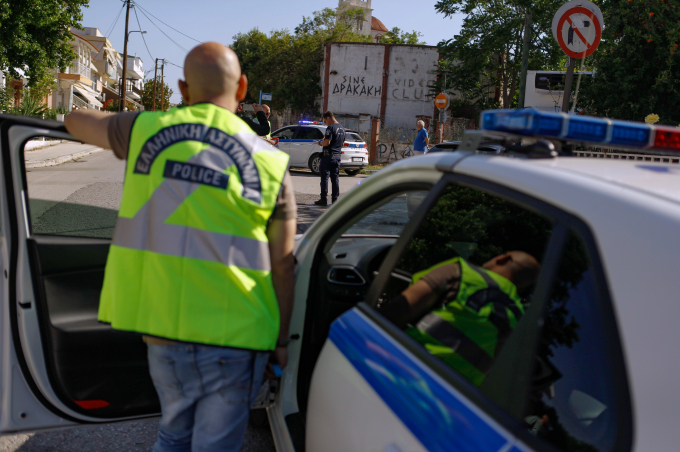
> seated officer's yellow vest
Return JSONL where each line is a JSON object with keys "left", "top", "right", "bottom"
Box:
{"left": 406, "top": 257, "right": 523, "bottom": 386}
{"left": 98, "top": 103, "right": 289, "bottom": 351}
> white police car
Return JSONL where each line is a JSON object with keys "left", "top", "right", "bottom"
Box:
{"left": 271, "top": 121, "right": 368, "bottom": 176}
{"left": 0, "top": 110, "right": 678, "bottom": 452}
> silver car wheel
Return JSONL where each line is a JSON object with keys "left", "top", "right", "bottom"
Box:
{"left": 309, "top": 154, "right": 321, "bottom": 174}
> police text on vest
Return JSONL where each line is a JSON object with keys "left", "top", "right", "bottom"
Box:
{"left": 163, "top": 160, "right": 229, "bottom": 189}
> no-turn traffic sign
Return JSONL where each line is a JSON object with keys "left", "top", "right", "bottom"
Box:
{"left": 552, "top": 0, "right": 604, "bottom": 59}
{"left": 434, "top": 93, "right": 449, "bottom": 110}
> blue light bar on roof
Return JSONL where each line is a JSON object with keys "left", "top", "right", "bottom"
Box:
{"left": 299, "top": 120, "right": 320, "bottom": 125}
{"left": 480, "top": 108, "right": 657, "bottom": 149}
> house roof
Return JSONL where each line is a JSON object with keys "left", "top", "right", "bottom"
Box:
{"left": 71, "top": 31, "right": 99, "bottom": 52}
{"left": 371, "top": 16, "right": 388, "bottom": 32}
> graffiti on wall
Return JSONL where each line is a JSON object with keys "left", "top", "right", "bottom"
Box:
{"left": 391, "top": 78, "right": 435, "bottom": 101}
{"left": 332, "top": 75, "right": 382, "bottom": 97}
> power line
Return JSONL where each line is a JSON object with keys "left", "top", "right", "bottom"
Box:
{"left": 134, "top": 1, "right": 202, "bottom": 44}
{"left": 104, "top": 3, "right": 126, "bottom": 38}
{"left": 165, "top": 60, "right": 183, "bottom": 69}
{"left": 133, "top": 6, "right": 154, "bottom": 63}
{"left": 136, "top": 6, "right": 189, "bottom": 53}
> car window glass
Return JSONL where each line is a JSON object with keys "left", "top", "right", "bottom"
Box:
{"left": 343, "top": 191, "right": 430, "bottom": 237}
{"left": 375, "top": 184, "right": 553, "bottom": 390}
{"left": 272, "top": 127, "right": 295, "bottom": 139}
{"left": 296, "top": 127, "right": 323, "bottom": 140}
{"left": 525, "top": 229, "right": 623, "bottom": 451}
{"left": 345, "top": 133, "right": 363, "bottom": 142}
{"left": 24, "top": 136, "right": 123, "bottom": 238}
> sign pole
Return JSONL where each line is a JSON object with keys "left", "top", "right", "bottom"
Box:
{"left": 561, "top": 57, "right": 576, "bottom": 112}
{"left": 259, "top": 90, "right": 262, "bottom": 105}
{"left": 571, "top": 24, "right": 594, "bottom": 112}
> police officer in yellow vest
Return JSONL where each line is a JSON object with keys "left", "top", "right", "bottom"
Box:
{"left": 65, "top": 42, "right": 296, "bottom": 452}
{"left": 378, "top": 251, "right": 540, "bottom": 386}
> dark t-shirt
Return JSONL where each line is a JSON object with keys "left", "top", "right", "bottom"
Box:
{"left": 323, "top": 122, "right": 346, "bottom": 156}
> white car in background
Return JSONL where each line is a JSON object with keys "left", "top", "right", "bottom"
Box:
{"left": 271, "top": 121, "right": 368, "bottom": 176}
{"left": 0, "top": 109, "right": 679, "bottom": 452}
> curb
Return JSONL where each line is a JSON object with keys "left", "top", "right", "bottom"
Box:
{"left": 25, "top": 147, "right": 106, "bottom": 169}
{"left": 24, "top": 139, "right": 68, "bottom": 152}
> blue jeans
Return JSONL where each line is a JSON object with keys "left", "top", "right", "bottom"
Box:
{"left": 147, "top": 343, "right": 269, "bottom": 452}
{"left": 319, "top": 155, "right": 340, "bottom": 201}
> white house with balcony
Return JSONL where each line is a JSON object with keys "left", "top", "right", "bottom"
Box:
{"left": 124, "top": 54, "right": 144, "bottom": 106}
{"left": 72, "top": 27, "right": 122, "bottom": 109}
{"left": 52, "top": 30, "right": 104, "bottom": 110}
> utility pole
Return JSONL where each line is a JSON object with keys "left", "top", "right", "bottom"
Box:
{"left": 517, "top": 11, "right": 532, "bottom": 109}
{"left": 152, "top": 58, "right": 158, "bottom": 111}
{"left": 119, "top": 0, "right": 131, "bottom": 111}
{"left": 160, "top": 60, "right": 165, "bottom": 112}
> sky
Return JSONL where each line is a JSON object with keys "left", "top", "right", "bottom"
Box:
{"left": 81, "top": 0, "right": 464, "bottom": 103}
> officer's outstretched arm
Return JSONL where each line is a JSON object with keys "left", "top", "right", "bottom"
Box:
{"left": 267, "top": 217, "right": 296, "bottom": 369}
{"left": 64, "top": 110, "right": 113, "bottom": 150}
{"left": 379, "top": 280, "right": 438, "bottom": 328}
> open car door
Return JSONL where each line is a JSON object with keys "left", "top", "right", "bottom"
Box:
{"left": 0, "top": 115, "right": 159, "bottom": 433}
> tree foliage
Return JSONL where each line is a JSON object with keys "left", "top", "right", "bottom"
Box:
{"left": 578, "top": 0, "right": 680, "bottom": 124}
{"left": 381, "top": 27, "right": 426, "bottom": 45}
{"left": 435, "top": 0, "right": 564, "bottom": 110}
{"left": 0, "top": 0, "right": 89, "bottom": 86}
{"left": 231, "top": 8, "right": 370, "bottom": 115}
{"left": 141, "top": 76, "right": 173, "bottom": 112}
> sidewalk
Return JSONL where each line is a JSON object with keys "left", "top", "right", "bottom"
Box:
{"left": 25, "top": 141, "right": 106, "bottom": 169}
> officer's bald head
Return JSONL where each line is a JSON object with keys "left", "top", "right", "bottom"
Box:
{"left": 483, "top": 251, "right": 541, "bottom": 290}
{"left": 179, "top": 42, "right": 246, "bottom": 110}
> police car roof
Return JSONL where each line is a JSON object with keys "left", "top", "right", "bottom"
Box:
{"left": 529, "top": 157, "right": 680, "bottom": 205}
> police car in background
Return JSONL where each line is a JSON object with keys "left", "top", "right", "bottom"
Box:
{"left": 0, "top": 109, "right": 678, "bottom": 452}
{"left": 271, "top": 120, "right": 368, "bottom": 176}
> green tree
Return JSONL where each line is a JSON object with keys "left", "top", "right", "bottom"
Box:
{"left": 435, "top": 0, "right": 564, "bottom": 110}
{"left": 231, "top": 7, "right": 370, "bottom": 115}
{"left": 0, "top": 0, "right": 89, "bottom": 87}
{"left": 141, "top": 76, "right": 173, "bottom": 112}
{"left": 381, "top": 27, "right": 426, "bottom": 45}
{"left": 578, "top": 0, "right": 680, "bottom": 124}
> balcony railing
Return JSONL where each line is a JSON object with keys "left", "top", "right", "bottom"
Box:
{"left": 69, "top": 61, "right": 91, "bottom": 81}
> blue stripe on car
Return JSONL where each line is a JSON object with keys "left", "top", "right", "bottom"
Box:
{"left": 329, "top": 308, "right": 510, "bottom": 452}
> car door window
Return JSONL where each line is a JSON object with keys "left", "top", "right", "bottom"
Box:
{"left": 296, "top": 127, "right": 323, "bottom": 140}
{"left": 272, "top": 127, "right": 295, "bottom": 139}
{"left": 343, "top": 191, "right": 427, "bottom": 236}
{"left": 25, "top": 136, "right": 123, "bottom": 238}
{"left": 523, "top": 229, "right": 630, "bottom": 452}
{"left": 374, "top": 183, "right": 553, "bottom": 392}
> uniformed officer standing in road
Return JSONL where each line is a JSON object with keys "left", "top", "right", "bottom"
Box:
{"left": 64, "top": 42, "right": 296, "bottom": 452}
{"left": 315, "top": 111, "right": 345, "bottom": 206}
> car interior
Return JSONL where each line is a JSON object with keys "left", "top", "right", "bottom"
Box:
{"left": 19, "top": 136, "right": 160, "bottom": 418}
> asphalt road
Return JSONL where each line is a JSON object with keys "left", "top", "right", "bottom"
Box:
{"left": 2, "top": 151, "right": 370, "bottom": 451}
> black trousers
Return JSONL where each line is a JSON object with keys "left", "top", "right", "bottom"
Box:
{"left": 319, "top": 155, "right": 340, "bottom": 201}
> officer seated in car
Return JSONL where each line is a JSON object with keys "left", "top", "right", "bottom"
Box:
{"left": 378, "top": 251, "right": 540, "bottom": 386}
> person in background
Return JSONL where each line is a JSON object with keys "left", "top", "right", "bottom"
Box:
{"left": 256, "top": 104, "right": 272, "bottom": 139}
{"left": 314, "top": 111, "right": 345, "bottom": 206}
{"left": 413, "top": 120, "right": 429, "bottom": 153}
{"left": 237, "top": 102, "right": 271, "bottom": 137}
{"left": 64, "top": 42, "right": 296, "bottom": 452}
